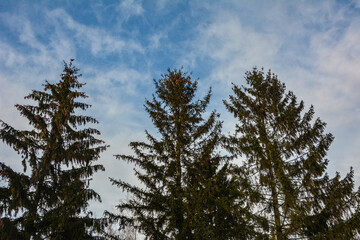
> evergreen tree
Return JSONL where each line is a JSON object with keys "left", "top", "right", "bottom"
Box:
{"left": 224, "top": 68, "right": 360, "bottom": 239}
{"left": 300, "top": 169, "right": 360, "bottom": 239}
{"left": 107, "top": 69, "right": 252, "bottom": 239}
{"left": 0, "top": 60, "right": 108, "bottom": 239}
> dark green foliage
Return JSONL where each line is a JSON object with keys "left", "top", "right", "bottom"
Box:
{"left": 300, "top": 169, "right": 360, "bottom": 239}
{"left": 224, "top": 68, "right": 360, "bottom": 239}
{"left": 107, "top": 69, "right": 252, "bottom": 239}
{"left": 0, "top": 60, "right": 108, "bottom": 239}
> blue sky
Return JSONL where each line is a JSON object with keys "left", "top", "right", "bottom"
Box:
{"left": 1, "top": 0, "right": 360, "bottom": 217}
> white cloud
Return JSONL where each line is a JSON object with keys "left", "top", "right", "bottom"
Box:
{"left": 82, "top": 65, "right": 151, "bottom": 125}
{"left": 180, "top": 1, "right": 360, "bottom": 184}
{"left": 0, "top": 41, "right": 27, "bottom": 68}
{"left": 184, "top": 10, "right": 282, "bottom": 94}
{"left": 148, "top": 33, "right": 165, "bottom": 50}
{"left": 353, "top": 0, "right": 360, "bottom": 8}
{"left": 304, "top": 12, "right": 360, "bottom": 126}
{"left": 117, "top": 0, "right": 144, "bottom": 21}
{"left": 47, "top": 8, "right": 144, "bottom": 57}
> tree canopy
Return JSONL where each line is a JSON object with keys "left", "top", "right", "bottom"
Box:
{"left": 0, "top": 63, "right": 359, "bottom": 240}
{"left": 0, "top": 60, "right": 108, "bottom": 239}
{"left": 224, "top": 67, "right": 360, "bottom": 239}
{"left": 107, "top": 68, "right": 253, "bottom": 239}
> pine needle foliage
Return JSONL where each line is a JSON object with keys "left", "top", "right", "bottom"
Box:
{"left": 0, "top": 60, "right": 108, "bottom": 239}
{"left": 224, "top": 68, "right": 360, "bottom": 239}
{"left": 107, "top": 68, "right": 252, "bottom": 239}
{"left": 299, "top": 168, "right": 360, "bottom": 240}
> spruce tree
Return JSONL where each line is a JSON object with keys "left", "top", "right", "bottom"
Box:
{"left": 107, "top": 69, "right": 252, "bottom": 239}
{"left": 224, "top": 68, "right": 360, "bottom": 239}
{"left": 0, "top": 60, "right": 107, "bottom": 239}
{"left": 300, "top": 169, "right": 360, "bottom": 239}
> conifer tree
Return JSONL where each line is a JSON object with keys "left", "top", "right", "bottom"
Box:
{"left": 107, "top": 69, "right": 252, "bottom": 239}
{"left": 300, "top": 169, "right": 360, "bottom": 239}
{"left": 0, "top": 60, "right": 107, "bottom": 239}
{"left": 224, "top": 68, "right": 360, "bottom": 239}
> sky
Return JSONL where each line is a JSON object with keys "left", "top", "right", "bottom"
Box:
{"left": 1, "top": 0, "right": 360, "bottom": 219}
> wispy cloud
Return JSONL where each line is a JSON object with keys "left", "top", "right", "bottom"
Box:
{"left": 195, "top": 13, "right": 281, "bottom": 82}
{"left": 175, "top": 1, "right": 360, "bottom": 182}
{"left": 117, "top": 0, "right": 144, "bottom": 21}
{"left": 310, "top": 20, "right": 360, "bottom": 122}
{"left": 47, "top": 8, "right": 144, "bottom": 57}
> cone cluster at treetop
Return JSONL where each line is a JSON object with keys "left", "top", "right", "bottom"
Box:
{"left": 1, "top": 61, "right": 359, "bottom": 239}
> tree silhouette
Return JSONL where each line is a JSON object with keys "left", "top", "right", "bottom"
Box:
{"left": 107, "top": 68, "right": 253, "bottom": 239}
{"left": 224, "top": 67, "right": 360, "bottom": 239}
{"left": 0, "top": 60, "right": 108, "bottom": 239}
